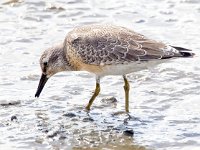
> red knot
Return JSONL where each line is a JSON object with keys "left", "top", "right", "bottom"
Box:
{"left": 35, "top": 24, "right": 194, "bottom": 112}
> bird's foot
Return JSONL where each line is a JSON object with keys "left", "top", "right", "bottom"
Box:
{"left": 85, "top": 106, "right": 91, "bottom": 113}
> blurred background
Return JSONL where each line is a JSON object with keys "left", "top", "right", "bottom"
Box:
{"left": 0, "top": 0, "right": 200, "bottom": 149}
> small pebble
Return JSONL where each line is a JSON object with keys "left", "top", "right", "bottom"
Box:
{"left": 59, "top": 134, "right": 67, "bottom": 140}
{"left": 11, "top": 115, "right": 17, "bottom": 121}
{"left": 47, "top": 131, "right": 58, "bottom": 138}
{"left": 123, "top": 129, "right": 134, "bottom": 136}
{"left": 63, "top": 112, "right": 76, "bottom": 118}
{"left": 82, "top": 117, "right": 94, "bottom": 122}
{"left": 101, "top": 96, "right": 117, "bottom": 104}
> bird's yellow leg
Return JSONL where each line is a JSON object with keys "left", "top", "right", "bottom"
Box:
{"left": 86, "top": 77, "right": 100, "bottom": 111}
{"left": 123, "top": 75, "right": 130, "bottom": 113}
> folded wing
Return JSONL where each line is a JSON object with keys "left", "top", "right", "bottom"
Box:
{"left": 68, "top": 25, "right": 181, "bottom": 65}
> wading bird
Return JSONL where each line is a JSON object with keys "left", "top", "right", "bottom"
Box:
{"left": 35, "top": 24, "right": 194, "bottom": 112}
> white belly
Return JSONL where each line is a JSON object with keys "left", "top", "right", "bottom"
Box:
{"left": 97, "top": 60, "right": 165, "bottom": 76}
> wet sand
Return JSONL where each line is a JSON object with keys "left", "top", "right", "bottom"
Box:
{"left": 0, "top": 0, "right": 200, "bottom": 149}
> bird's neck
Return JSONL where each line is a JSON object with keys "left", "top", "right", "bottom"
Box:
{"left": 58, "top": 44, "right": 73, "bottom": 71}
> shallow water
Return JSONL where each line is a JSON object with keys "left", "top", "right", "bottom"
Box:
{"left": 0, "top": 0, "right": 200, "bottom": 149}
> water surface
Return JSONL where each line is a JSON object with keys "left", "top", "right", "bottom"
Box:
{"left": 0, "top": 0, "right": 200, "bottom": 149}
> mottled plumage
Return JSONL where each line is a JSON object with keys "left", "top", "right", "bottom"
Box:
{"left": 65, "top": 24, "right": 183, "bottom": 67}
{"left": 35, "top": 24, "right": 194, "bottom": 112}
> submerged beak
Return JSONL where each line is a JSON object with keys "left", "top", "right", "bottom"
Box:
{"left": 35, "top": 74, "right": 49, "bottom": 97}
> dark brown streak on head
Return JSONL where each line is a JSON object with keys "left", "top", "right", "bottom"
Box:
{"left": 43, "top": 62, "right": 48, "bottom": 73}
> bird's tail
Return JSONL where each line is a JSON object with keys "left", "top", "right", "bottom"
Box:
{"left": 171, "top": 46, "right": 195, "bottom": 57}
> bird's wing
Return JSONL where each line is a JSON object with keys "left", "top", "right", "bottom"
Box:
{"left": 68, "top": 26, "right": 176, "bottom": 65}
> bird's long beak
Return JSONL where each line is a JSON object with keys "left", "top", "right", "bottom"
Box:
{"left": 35, "top": 74, "right": 49, "bottom": 97}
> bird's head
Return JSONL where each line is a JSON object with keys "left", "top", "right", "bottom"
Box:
{"left": 35, "top": 44, "right": 70, "bottom": 97}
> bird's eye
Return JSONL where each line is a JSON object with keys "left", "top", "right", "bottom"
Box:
{"left": 43, "top": 62, "right": 48, "bottom": 73}
{"left": 43, "top": 62, "right": 48, "bottom": 66}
